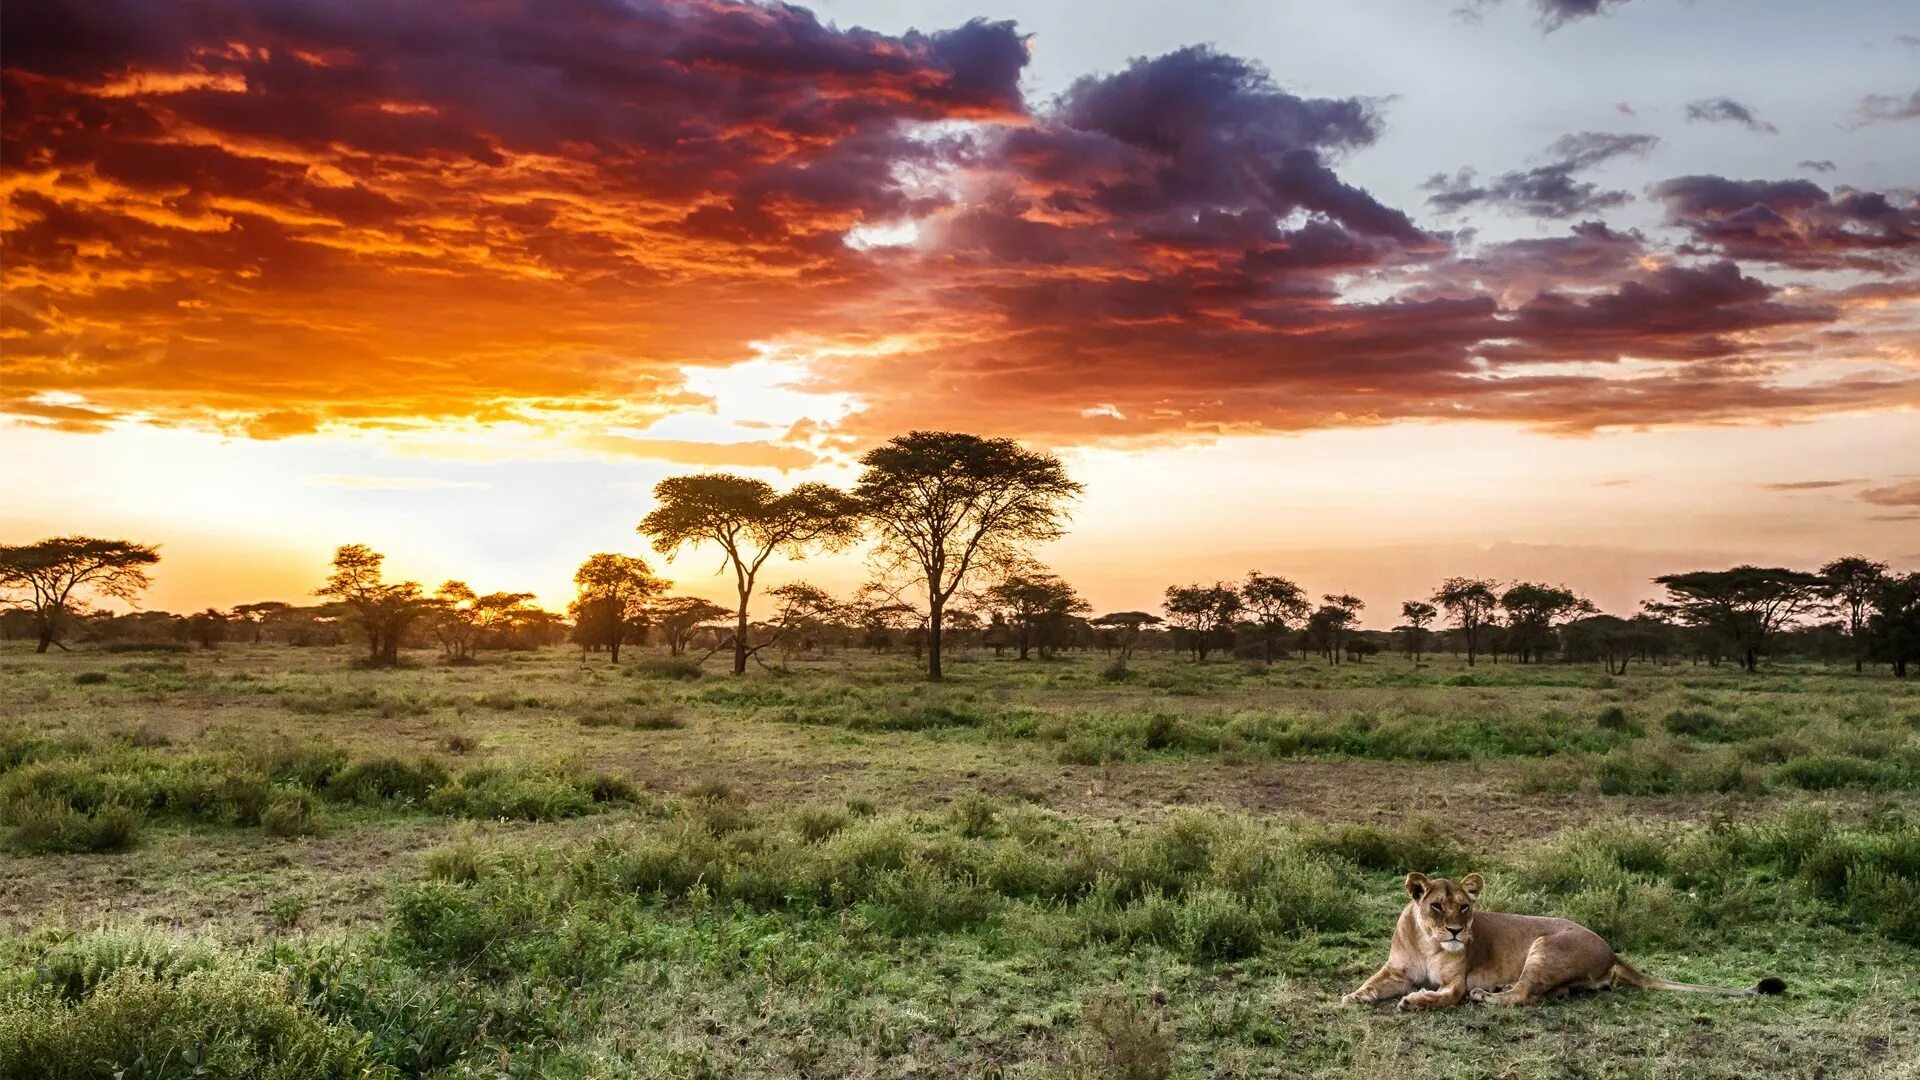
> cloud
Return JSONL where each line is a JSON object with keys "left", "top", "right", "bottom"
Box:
{"left": 1798, "top": 159, "right": 1837, "bottom": 173}
{"left": 1425, "top": 132, "right": 1656, "bottom": 218}
{"left": 1, "top": 0, "right": 1914, "bottom": 452}
{"left": 573, "top": 435, "right": 819, "bottom": 470}
{"left": 1852, "top": 89, "right": 1920, "bottom": 126}
{"left": 1756, "top": 478, "right": 1860, "bottom": 491}
{"left": 1860, "top": 479, "right": 1920, "bottom": 508}
{"left": 1651, "top": 175, "right": 1920, "bottom": 271}
{"left": 1456, "top": 0, "right": 1636, "bottom": 31}
{"left": 1685, "top": 97, "right": 1778, "bottom": 134}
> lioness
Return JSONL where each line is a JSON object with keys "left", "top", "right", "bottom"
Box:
{"left": 1343, "top": 872, "right": 1786, "bottom": 1010}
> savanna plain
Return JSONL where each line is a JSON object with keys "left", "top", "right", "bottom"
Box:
{"left": 3, "top": 643, "right": 1917, "bottom": 1079}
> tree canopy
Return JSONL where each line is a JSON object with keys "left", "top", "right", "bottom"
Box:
{"left": 1650, "top": 566, "right": 1824, "bottom": 672}
{"left": 0, "top": 536, "right": 160, "bottom": 653}
{"left": 638, "top": 473, "right": 860, "bottom": 675}
{"left": 855, "top": 431, "right": 1081, "bottom": 680}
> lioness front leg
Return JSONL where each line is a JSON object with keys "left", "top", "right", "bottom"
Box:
{"left": 1342, "top": 965, "right": 1412, "bottom": 1005}
{"left": 1396, "top": 984, "right": 1466, "bottom": 1012}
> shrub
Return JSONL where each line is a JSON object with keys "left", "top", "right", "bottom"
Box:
{"left": 1771, "top": 754, "right": 1911, "bottom": 791}
{"left": 324, "top": 758, "right": 448, "bottom": 806}
{"left": 948, "top": 793, "right": 999, "bottom": 839}
{"left": 2, "top": 796, "right": 142, "bottom": 854}
{"left": 32, "top": 924, "right": 220, "bottom": 1001}
{"left": 431, "top": 769, "right": 591, "bottom": 822}
{"left": 1307, "top": 817, "right": 1467, "bottom": 874}
{"left": 262, "top": 787, "right": 322, "bottom": 837}
{"left": 631, "top": 657, "right": 704, "bottom": 681}
{"left": 0, "top": 966, "right": 389, "bottom": 1080}
{"left": 1075, "top": 992, "right": 1173, "bottom": 1080}
{"left": 790, "top": 803, "right": 853, "bottom": 841}
{"left": 71, "top": 672, "right": 109, "bottom": 686}
{"left": 257, "top": 739, "right": 350, "bottom": 790}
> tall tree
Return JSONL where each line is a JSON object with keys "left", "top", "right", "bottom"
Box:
{"left": 1650, "top": 566, "right": 1823, "bottom": 672}
{"left": 230, "top": 601, "right": 291, "bottom": 644}
{"left": 985, "top": 570, "right": 1089, "bottom": 660}
{"left": 568, "top": 553, "right": 666, "bottom": 664}
{"left": 855, "top": 432, "right": 1082, "bottom": 681}
{"left": 1820, "top": 555, "right": 1889, "bottom": 673}
{"left": 1315, "top": 593, "right": 1365, "bottom": 665}
{"left": 1242, "top": 571, "right": 1310, "bottom": 662}
{"left": 0, "top": 536, "right": 160, "bottom": 653}
{"left": 316, "top": 544, "right": 433, "bottom": 666}
{"left": 1498, "top": 583, "right": 1595, "bottom": 663}
{"left": 1092, "top": 611, "right": 1162, "bottom": 660}
{"left": 1399, "top": 600, "right": 1438, "bottom": 664}
{"left": 1162, "top": 583, "right": 1242, "bottom": 662}
{"left": 433, "top": 581, "right": 537, "bottom": 660}
{"left": 646, "top": 596, "right": 731, "bottom": 657}
{"left": 1866, "top": 572, "right": 1920, "bottom": 678}
{"left": 1432, "top": 577, "right": 1500, "bottom": 666}
{"left": 638, "top": 473, "right": 861, "bottom": 675}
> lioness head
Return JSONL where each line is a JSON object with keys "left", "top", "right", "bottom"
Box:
{"left": 1405, "top": 872, "right": 1483, "bottom": 953}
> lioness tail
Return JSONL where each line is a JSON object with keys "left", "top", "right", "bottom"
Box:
{"left": 1611, "top": 961, "right": 1786, "bottom": 997}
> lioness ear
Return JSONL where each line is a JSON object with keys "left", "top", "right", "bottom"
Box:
{"left": 1405, "top": 872, "right": 1430, "bottom": 901}
{"left": 1460, "top": 872, "right": 1484, "bottom": 900}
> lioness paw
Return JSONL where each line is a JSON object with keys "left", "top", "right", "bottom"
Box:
{"left": 1341, "top": 990, "right": 1374, "bottom": 1005}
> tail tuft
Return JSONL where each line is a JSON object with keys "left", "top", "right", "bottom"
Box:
{"left": 1753, "top": 977, "right": 1787, "bottom": 996}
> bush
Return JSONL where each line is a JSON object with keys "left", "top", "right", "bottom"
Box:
{"left": 631, "top": 657, "right": 704, "bottom": 681}
{"left": 0, "top": 965, "right": 390, "bottom": 1080}
{"left": 71, "top": 672, "right": 110, "bottom": 686}
{"left": 1771, "top": 754, "right": 1912, "bottom": 791}
{"left": 1075, "top": 992, "right": 1173, "bottom": 1080}
{"left": 1307, "top": 817, "right": 1467, "bottom": 874}
{"left": 324, "top": 758, "right": 448, "bottom": 806}
{"left": 262, "top": 787, "right": 322, "bottom": 837}
{"left": 2, "top": 796, "right": 142, "bottom": 854}
{"left": 32, "top": 924, "right": 220, "bottom": 1001}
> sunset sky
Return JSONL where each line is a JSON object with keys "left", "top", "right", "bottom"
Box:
{"left": 4, "top": 0, "right": 1917, "bottom": 622}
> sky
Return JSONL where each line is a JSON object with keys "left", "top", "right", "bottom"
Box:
{"left": 3, "top": 0, "right": 1917, "bottom": 623}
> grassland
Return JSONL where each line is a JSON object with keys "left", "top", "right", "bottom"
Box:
{"left": 2, "top": 642, "right": 1917, "bottom": 1078}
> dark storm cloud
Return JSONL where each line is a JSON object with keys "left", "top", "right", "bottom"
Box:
{"left": 1, "top": 0, "right": 1913, "bottom": 446}
{"left": 1425, "top": 132, "right": 1656, "bottom": 218}
{"left": 1651, "top": 175, "right": 1920, "bottom": 271}
{"left": 1685, "top": 97, "right": 1779, "bottom": 134}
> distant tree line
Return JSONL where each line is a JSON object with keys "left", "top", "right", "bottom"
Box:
{"left": 5, "top": 435, "right": 1916, "bottom": 678}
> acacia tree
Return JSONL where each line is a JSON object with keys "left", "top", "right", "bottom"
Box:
{"left": 1821, "top": 556, "right": 1889, "bottom": 672}
{"left": 1163, "top": 583, "right": 1242, "bottom": 662}
{"left": 1432, "top": 577, "right": 1500, "bottom": 666}
{"left": 1499, "top": 583, "right": 1595, "bottom": 663}
{"left": 646, "top": 596, "right": 731, "bottom": 657}
{"left": 316, "top": 544, "right": 433, "bottom": 666}
{"left": 985, "top": 570, "right": 1089, "bottom": 660}
{"left": 1866, "top": 573, "right": 1920, "bottom": 678}
{"left": 569, "top": 553, "right": 666, "bottom": 664}
{"left": 433, "top": 581, "right": 537, "bottom": 661}
{"left": 0, "top": 536, "right": 160, "bottom": 653}
{"left": 1314, "top": 593, "right": 1365, "bottom": 665}
{"left": 855, "top": 432, "right": 1082, "bottom": 681}
{"left": 1092, "top": 611, "right": 1162, "bottom": 660}
{"left": 1399, "top": 600, "right": 1437, "bottom": 664}
{"left": 1242, "top": 571, "right": 1310, "bottom": 662}
{"left": 1650, "top": 566, "right": 1823, "bottom": 672}
{"left": 231, "top": 601, "right": 291, "bottom": 644}
{"left": 638, "top": 474, "right": 861, "bottom": 676}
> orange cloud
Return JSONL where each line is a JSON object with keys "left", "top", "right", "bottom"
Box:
{"left": 2, "top": 0, "right": 1915, "bottom": 455}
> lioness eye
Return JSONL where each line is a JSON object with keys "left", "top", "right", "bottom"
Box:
{"left": 1430, "top": 904, "right": 1442, "bottom": 915}
{"left": 1461, "top": 904, "right": 1472, "bottom": 913}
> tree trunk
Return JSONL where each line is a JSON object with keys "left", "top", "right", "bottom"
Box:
{"left": 927, "top": 599, "right": 944, "bottom": 681}
{"left": 733, "top": 606, "right": 749, "bottom": 676}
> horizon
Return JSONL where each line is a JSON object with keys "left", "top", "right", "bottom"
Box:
{"left": 4, "top": 0, "right": 1917, "bottom": 621}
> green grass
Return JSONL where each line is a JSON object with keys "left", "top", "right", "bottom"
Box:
{"left": 2, "top": 641, "right": 1918, "bottom": 1076}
